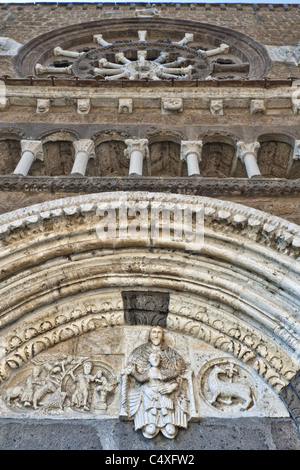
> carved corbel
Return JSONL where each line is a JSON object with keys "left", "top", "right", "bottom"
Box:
{"left": 292, "top": 88, "right": 300, "bottom": 114}
{"left": 0, "top": 80, "right": 8, "bottom": 111}
{"left": 138, "top": 30, "right": 147, "bottom": 42}
{"left": 118, "top": 99, "right": 133, "bottom": 114}
{"left": 210, "top": 99, "right": 223, "bottom": 115}
{"left": 36, "top": 99, "right": 50, "bottom": 114}
{"left": 77, "top": 98, "right": 91, "bottom": 115}
{"left": 250, "top": 99, "right": 266, "bottom": 115}
{"left": 161, "top": 98, "right": 183, "bottom": 114}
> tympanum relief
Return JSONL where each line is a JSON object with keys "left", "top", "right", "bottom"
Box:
{"left": 4, "top": 354, "right": 118, "bottom": 416}
{"left": 0, "top": 324, "right": 289, "bottom": 437}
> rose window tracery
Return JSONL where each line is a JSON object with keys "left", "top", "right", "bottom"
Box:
{"left": 34, "top": 29, "right": 251, "bottom": 80}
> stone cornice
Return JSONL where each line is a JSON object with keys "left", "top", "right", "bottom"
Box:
{"left": 1, "top": 79, "right": 297, "bottom": 117}
{"left": 1, "top": 76, "right": 294, "bottom": 89}
{"left": 0, "top": 175, "right": 299, "bottom": 198}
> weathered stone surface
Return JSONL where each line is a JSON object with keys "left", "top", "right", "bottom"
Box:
{"left": 0, "top": 2, "right": 299, "bottom": 450}
{"left": 0, "top": 417, "right": 299, "bottom": 450}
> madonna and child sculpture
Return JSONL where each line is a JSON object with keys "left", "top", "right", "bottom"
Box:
{"left": 120, "top": 326, "right": 196, "bottom": 439}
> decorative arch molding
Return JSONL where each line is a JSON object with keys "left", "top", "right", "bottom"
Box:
{"left": 14, "top": 17, "right": 272, "bottom": 79}
{"left": 0, "top": 192, "right": 299, "bottom": 423}
{"left": 92, "top": 130, "right": 131, "bottom": 147}
{"left": 38, "top": 129, "right": 79, "bottom": 143}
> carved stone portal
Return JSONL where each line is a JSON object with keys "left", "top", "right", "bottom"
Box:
{"left": 120, "top": 326, "right": 196, "bottom": 439}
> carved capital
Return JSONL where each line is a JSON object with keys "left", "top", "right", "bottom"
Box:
{"left": 236, "top": 141, "right": 260, "bottom": 163}
{"left": 20, "top": 140, "right": 44, "bottom": 161}
{"left": 73, "top": 139, "right": 95, "bottom": 159}
{"left": 180, "top": 141, "right": 203, "bottom": 162}
{"left": 124, "top": 139, "right": 149, "bottom": 160}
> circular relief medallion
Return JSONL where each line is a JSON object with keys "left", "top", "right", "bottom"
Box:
{"left": 198, "top": 357, "right": 258, "bottom": 413}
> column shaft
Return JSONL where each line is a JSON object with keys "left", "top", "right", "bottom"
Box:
{"left": 237, "top": 141, "right": 261, "bottom": 178}
{"left": 180, "top": 141, "right": 202, "bottom": 176}
{"left": 124, "top": 139, "right": 149, "bottom": 176}
{"left": 71, "top": 140, "right": 95, "bottom": 176}
{"left": 13, "top": 140, "right": 43, "bottom": 176}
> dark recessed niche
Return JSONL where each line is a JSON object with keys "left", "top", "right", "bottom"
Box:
{"left": 122, "top": 291, "right": 170, "bottom": 327}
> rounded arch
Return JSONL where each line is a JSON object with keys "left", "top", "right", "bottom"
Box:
{"left": 38, "top": 129, "right": 79, "bottom": 143}
{"left": 87, "top": 130, "right": 130, "bottom": 177}
{"left": 28, "top": 130, "right": 77, "bottom": 177}
{"left": 0, "top": 128, "right": 25, "bottom": 141}
{"left": 200, "top": 134, "right": 237, "bottom": 178}
{"left": 0, "top": 192, "right": 299, "bottom": 422}
{"left": 0, "top": 129, "right": 23, "bottom": 176}
{"left": 147, "top": 130, "right": 187, "bottom": 146}
{"left": 256, "top": 132, "right": 294, "bottom": 179}
{"left": 91, "top": 130, "right": 131, "bottom": 146}
{"left": 147, "top": 131, "right": 185, "bottom": 177}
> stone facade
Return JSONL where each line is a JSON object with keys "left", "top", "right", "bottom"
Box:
{"left": 0, "top": 1, "right": 299, "bottom": 451}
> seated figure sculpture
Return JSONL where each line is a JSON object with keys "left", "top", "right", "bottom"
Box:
{"left": 121, "top": 326, "right": 190, "bottom": 439}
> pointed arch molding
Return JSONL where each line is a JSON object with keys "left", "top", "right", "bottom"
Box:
{"left": 0, "top": 192, "right": 299, "bottom": 421}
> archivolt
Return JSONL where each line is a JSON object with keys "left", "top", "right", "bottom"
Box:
{"left": 0, "top": 192, "right": 299, "bottom": 397}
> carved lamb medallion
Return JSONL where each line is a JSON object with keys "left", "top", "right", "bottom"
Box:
{"left": 199, "top": 358, "right": 257, "bottom": 413}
